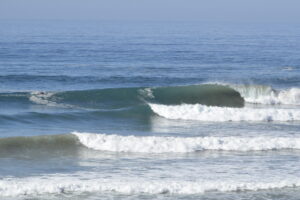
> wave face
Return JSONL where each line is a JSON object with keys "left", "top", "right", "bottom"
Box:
{"left": 149, "top": 103, "right": 300, "bottom": 122}
{"left": 0, "top": 176, "right": 299, "bottom": 197}
{"left": 0, "top": 134, "right": 79, "bottom": 156}
{"left": 2, "top": 83, "right": 300, "bottom": 124}
{"left": 0, "top": 84, "right": 245, "bottom": 109}
{"left": 2, "top": 83, "right": 299, "bottom": 110}
{"left": 2, "top": 132, "right": 300, "bottom": 155}
{"left": 147, "top": 84, "right": 244, "bottom": 107}
{"left": 1, "top": 83, "right": 300, "bottom": 109}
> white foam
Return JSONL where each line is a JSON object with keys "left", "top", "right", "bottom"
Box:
{"left": 29, "top": 91, "right": 58, "bottom": 106}
{"left": 72, "top": 132, "right": 300, "bottom": 153}
{"left": 29, "top": 91, "right": 78, "bottom": 109}
{"left": 229, "top": 84, "right": 300, "bottom": 105}
{"left": 149, "top": 103, "right": 300, "bottom": 122}
{"left": 138, "top": 88, "right": 154, "bottom": 99}
{"left": 0, "top": 175, "right": 300, "bottom": 197}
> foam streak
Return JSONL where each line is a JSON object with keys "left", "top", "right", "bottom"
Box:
{"left": 149, "top": 103, "right": 300, "bottom": 122}
{"left": 73, "top": 132, "right": 300, "bottom": 153}
{"left": 0, "top": 176, "right": 299, "bottom": 197}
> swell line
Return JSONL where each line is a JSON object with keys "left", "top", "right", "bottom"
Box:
{"left": 1, "top": 132, "right": 300, "bottom": 155}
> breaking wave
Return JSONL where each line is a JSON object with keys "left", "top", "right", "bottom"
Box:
{"left": 230, "top": 84, "right": 300, "bottom": 105}
{"left": 73, "top": 132, "right": 300, "bottom": 152}
{"left": 1, "top": 83, "right": 300, "bottom": 123}
{"left": 0, "top": 84, "right": 245, "bottom": 109}
{"left": 1, "top": 132, "right": 300, "bottom": 155}
{"left": 1, "top": 83, "right": 299, "bottom": 109}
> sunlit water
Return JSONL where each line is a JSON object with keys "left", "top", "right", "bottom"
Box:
{"left": 0, "top": 20, "right": 300, "bottom": 199}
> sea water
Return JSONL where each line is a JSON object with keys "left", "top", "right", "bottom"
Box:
{"left": 0, "top": 20, "right": 300, "bottom": 199}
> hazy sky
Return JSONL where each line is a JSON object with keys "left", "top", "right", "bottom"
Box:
{"left": 1, "top": 0, "right": 300, "bottom": 22}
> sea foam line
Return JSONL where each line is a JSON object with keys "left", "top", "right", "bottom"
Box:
{"left": 0, "top": 176, "right": 299, "bottom": 197}
{"left": 0, "top": 177, "right": 300, "bottom": 196}
{"left": 72, "top": 132, "right": 300, "bottom": 153}
{"left": 149, "top": 103, "right": 300, "bottom": 122}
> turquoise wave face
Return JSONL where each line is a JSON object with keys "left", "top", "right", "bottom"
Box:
{"left": 3, "top": 82, "right": 300, "bottom": 131}
{"left": 0, "top": 84, "right": 245, "bottom": 127}
{"left": 1, "top": 21, "right": 300, "bottom": 200}
{"left": 0, "top": 84, "right": 244, "bottom": 109}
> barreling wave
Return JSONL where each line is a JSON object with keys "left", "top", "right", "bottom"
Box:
{"left": 1, "top": 84, "right": 300, "bottom": 124}
{"left": 0, "top": 84, "right": 245, "bottom": 109}
{"left": 1, "top": 132, "right": 300, "bottom": 156}
{"left": 1, "top": 176, "right": 300, "bottom": 197}
{"left": 143, "top": 84, "right": 244, "bottom": 107}
{"left": 1, "top": 83, "right": 300, "bottom": 110}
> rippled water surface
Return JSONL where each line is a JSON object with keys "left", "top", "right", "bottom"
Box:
{"left": 0, "top": 20, "right": 300, "bottom": 199}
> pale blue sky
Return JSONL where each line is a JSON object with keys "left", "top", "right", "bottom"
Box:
{"left": 0, "top": 0, "right": 300, "bottom": 22}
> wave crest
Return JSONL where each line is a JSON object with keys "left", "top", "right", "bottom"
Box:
{"left": 73, "top": 132, "right": 300, "bottom": 153}
{"left": 230, "top": 84, "right": 300, "bottom": 105}
{"left": 2, "top": 84, "right": 300, "bottom": 110}
{"left": 1, "top": 133, "right": 300, "bottom": 155}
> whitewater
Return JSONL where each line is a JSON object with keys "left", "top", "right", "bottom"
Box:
{"left": 72, "top": 132, "right": 300, "bottom": 152}
{"left": 1, "top": 20, "right": 300, "bottom": 200}
{"left": 1, "top": 176, "right": 300, "bottom": 197}
{"left": 2, "top": 84, "right": 300, "bottom": 200}
{"left": 149, "top": 103, "right": 300, "bottom": 122}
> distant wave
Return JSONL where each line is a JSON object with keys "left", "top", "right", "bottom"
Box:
{"left": 1, "top": 175, "right": 300, "bottom": 197}
{"left": 1, "top": 83, "right": 300, "bottom": 123}
{"left": 0, "top": 84, "right": 244, "bottom": 109}
{"left": 27, "top": 84, "right": 244, "bottom": 109}
{"left": 1, "top": 132, "right": 300, "bottom": 155}
{"left": 0, "top": 74, "right": 202, "bottom": 87}
{"left": 1, "top": 83, "right": 300, "bottom": 109}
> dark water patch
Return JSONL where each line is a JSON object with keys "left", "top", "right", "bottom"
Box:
{"left": 151, "top": 84, "right": 244, "bottom": 107}
{"left": 0, "top": 134, "right": 80, "bottom": 158}
{"left": 0, "top": 105, "right": 153, "bottom": 125}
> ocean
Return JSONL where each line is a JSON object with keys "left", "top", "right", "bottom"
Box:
{"left": 0, "top": 20, "right": 300, "bottom": 200}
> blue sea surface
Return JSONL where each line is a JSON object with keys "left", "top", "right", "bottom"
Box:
{"left": 0, "top": 20, "right": 300, "bottom": 199}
